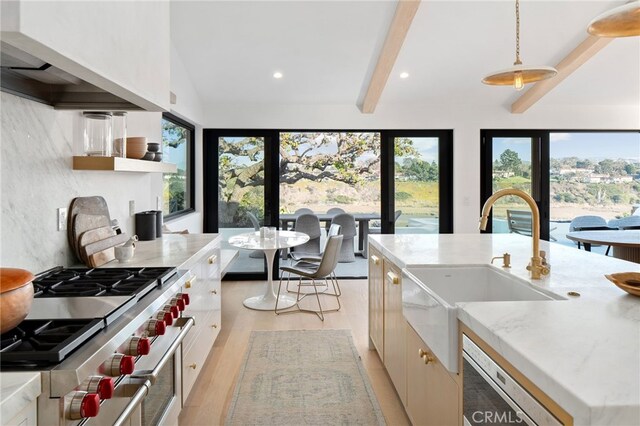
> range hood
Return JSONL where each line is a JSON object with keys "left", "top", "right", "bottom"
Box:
{"left": 0, "top": 41, "right": 145, "bottom": 110}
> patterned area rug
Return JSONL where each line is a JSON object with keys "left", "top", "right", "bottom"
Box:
{"left": 225, "top": 329, "right": 386, "bottom": 425}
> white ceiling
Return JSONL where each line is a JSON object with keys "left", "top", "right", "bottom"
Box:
{"left": 170, "top": 1, "right": 640, "bottom": 109}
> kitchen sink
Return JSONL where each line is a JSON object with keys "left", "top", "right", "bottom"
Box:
{"left": 402, "top": 265, "right": 564, "bottom": 373}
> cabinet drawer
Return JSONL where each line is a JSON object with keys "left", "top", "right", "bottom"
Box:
{"left": 202, "top": 248, "right": 221, "bottom": 280}
{"left": 181, "top": 310, "right": 220, "bottom": 402}
{"left": 183, "top": 276, "right": 220, "bottom": 314}
{"left": 182, "top": 308, "right": 220, "bottom": 355}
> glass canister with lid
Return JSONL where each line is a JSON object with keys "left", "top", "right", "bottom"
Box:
{"left": 112, "top": 112, "right": 127, "bottom": 158}
{"left": 83, "top": 112, "right": 112, "bottom": 156}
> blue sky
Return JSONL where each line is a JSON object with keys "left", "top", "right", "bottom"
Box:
{"left": 493, "top": 132, "right": 640, "bottom": 162}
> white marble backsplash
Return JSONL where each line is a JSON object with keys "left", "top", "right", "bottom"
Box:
{"left": 0, "top": 92, "right": 163, "bottom": 272}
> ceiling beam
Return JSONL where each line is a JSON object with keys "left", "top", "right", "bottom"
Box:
{"left": 511, "top": 35, "right": 613, "bottom": 114}
{"left": 359, "top": 0, "right": 421, "bottom": 114}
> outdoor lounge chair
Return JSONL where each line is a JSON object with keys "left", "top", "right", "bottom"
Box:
{"left": 569, "top": 215, "right": 614, "bottom": 254}
{"left": 506, "top": 209, "right": 557, "bottom": 242}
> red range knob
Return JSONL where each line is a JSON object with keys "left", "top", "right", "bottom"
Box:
{"left": 163, "top": 304, "right": 179, "bottom": 318}
{"left": 171, "top": 297, "right": 185, "bottom": 311}
{"left": 177, "top": 292, "right": 190, "bottom": 305}
{"left": 68, "top": 391, "right": 100, "bottom": 420}
{"left": 103, "top": 354, "right": 135, "bottom": 376}
{"left": 124, "top": 337, "right": 151, "bottom": 356}
{"left": 145, "top": 319, "right": 166, "bottom": 336}
{"left": 156, "top": 310, "right": 173, "bottom": 326}
{"left": 80, "top": 376, "right": 114, "bottom": 399}
{"left": 97, "top": 377, "right": 114, "bottom": 399}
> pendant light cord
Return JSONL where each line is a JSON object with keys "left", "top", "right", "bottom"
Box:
{"left": 515, "top": 0, "right": 522, "bottom": 65}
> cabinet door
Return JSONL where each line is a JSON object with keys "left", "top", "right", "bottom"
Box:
{"left": 406, "top": 322, "right": 460, "bottom": 426}
{"left": 368, "top": 247, "right": 384, "bottom": 358}
{"left": 383, "top": 259, "right": 406, "bottom": 405}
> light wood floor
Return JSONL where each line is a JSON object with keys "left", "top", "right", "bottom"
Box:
{"left": 179, "top": 279, "right": 410, "bottom": 426}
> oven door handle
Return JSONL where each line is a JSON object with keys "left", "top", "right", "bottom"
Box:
{"left": 112, "top": 379, "right": 152, "bottom": 426}
{"left": 130, "top": 316, "right": 195, "bottom": 385}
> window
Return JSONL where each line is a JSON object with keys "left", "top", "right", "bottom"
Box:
{"left": 481, "top": 130, "right": 640, "bottom": 248}
{"left": 162, "top": 113, "right": 195, "bottom": 218}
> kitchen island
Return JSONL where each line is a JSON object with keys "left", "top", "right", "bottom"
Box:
{"left": 369, "top": 234, "right": 640, "bottom": 425}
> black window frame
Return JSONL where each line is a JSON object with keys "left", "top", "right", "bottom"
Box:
{"left": 162, "top": 112, "right": 196, "bottom": 220}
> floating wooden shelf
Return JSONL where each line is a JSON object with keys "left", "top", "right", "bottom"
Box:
{"left": 73, "top": 156, "right": 177, "bottom": 173}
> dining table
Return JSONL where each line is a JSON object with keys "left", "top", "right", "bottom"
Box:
{"left": 280, "top": 212, "right": 380, "bottom": 257}
{"left": 566, "top": 230, "right": 640, "bottom": 263}
{"left": 228, "top": 230, "right": 310, "bottom": 310}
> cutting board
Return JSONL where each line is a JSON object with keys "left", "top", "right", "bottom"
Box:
{"left": 67, "top": 196, "right": 111, "bottom": 259}
{"left": 78, "top": 226, "right": 116, "bottom": 266}
{"left": 71, "top": 213, "right": 111, "bottom": 260}
{"left": 82, "top": 233, "right": 129, "bottom": 258}
{"left": 88, "top": 250, "right": 115, "bottom": 268}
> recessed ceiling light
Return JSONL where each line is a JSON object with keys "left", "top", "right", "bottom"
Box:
{"left": 400, "top": 72, "right": 409, "bottom": 79}
{"left": 273, "top": 72, "right": 283, "bottom": 79}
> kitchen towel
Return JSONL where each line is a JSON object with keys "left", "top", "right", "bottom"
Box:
{"left": 225, "top": 329, "right": 386, "bottom": 426}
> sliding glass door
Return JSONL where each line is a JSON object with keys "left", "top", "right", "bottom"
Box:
{"left": 205, "top": 128, "right": 453, "bottom": 280}
{"left": 386, "top": 131, "right": 453, "bottom": 234}
{"left": 203, "top": 130, "right": 279, "bottom": 279}
{"left": 481, "top": 130, "right": 639, "bottom": 245}
{"left": 548, "top": 132, "right": 640, "bottom": 251}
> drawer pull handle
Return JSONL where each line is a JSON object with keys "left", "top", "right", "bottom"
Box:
{"left": 386, "top": 271, "right": 399, "bottom": 285}
{"left": 418, "top": 349, "right": 434, "bottom": 365}
{"left": 185, "top": 279, "right": 192, "bottom": 289}
{"left": 188, "top": 363, "right": 197, "bottom": 369}
{"left": 370, "top": 255, "right": 380, "bottom": 265}
{"left": 211, "top": 290, "right": 217, "bottom": 295}
{"left": 208, "top": 255, "right": 217, "bottom": 265}
{"left": 211, "top": 324, "right": 218, "bottom": 329}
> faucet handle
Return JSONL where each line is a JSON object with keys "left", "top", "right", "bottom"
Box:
{"left": 491, "top": 252, "right": 511, "bottom": 268}
{"left": 539, "top": 250, "right": 548, "bottom": 265}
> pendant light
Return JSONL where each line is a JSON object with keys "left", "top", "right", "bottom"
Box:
{"left": 588, "top": 1, "right": 640, "bottom": 37}
{"left": 482, "top": 0, "right": 557, "bottom": 91}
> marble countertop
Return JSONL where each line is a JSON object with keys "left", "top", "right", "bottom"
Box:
{"left": 0, "top": 372, "right": 41, "bottom": 422}
{"left": 370, "top": 233, "right": 640, "bottom": 425}
{"left": 100, "top": 233, "right": 222, "bottom": 270}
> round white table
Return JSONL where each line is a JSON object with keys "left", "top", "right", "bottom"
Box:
{"left": 566, "top": 230, "right": 640, "bottom": 263}
{"left": 228, "top": 230, "right": 309, "bottom": 310}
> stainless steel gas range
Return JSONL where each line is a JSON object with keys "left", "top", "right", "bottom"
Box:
{"left": 0, "top": 266, "right": 195, "bottom": 425}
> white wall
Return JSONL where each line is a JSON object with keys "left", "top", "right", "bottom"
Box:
{"left": 165, "top": 42, "right": 206, "bottom": 233}
{"left": 0, "top": 92, "right": 163, "bottom": 271}
{"left": 201, "top": 102, "right": 640, "bottom": 233}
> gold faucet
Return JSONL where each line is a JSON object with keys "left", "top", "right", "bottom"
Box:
{"left": 479, "top": 188, "right": 550, "bottom": 279}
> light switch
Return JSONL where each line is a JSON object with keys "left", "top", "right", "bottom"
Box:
{"left": 57, "top": 208, "right": 67, "bottom": 231}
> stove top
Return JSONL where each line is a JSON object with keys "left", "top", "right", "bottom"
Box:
{"left": 33, "top": 267, "right": 175, "bottom": 299}
{"left": 0, "top": 319, "right": 104, "bottom": 366}
{"left": 0, "top": 266, "right": 177, "bottom": 370}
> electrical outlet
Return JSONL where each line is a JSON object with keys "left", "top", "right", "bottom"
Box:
{"left": 156, "top": 196, "right": 162, "bottom": 210}
{"left": 129, "top": 200, "right": 135, "bottom": 216}
{"left": 57, "top": 208, "right": 67, "bottom": 231}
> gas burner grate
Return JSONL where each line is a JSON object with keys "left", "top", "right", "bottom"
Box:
{"left": 32, "top": 267, "right": 176, "bottom": 299}
{"left": 0, "top": 319, "right": 104, "bottom": 364}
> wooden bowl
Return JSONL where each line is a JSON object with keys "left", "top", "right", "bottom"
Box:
{"left": 0, "top": 268, "right": 35, "bottom": 333}
{"left": 126, "top": 137, "right": 147, "bottom": 159}
{"left": 605, "top": 272, "right": 640, "bottom": 297}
